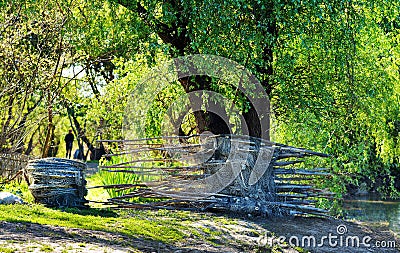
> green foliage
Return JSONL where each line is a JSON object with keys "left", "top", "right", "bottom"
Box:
{"left": 1, "top": 0, "right": 399, "bottom": 198}
{"left": 69, "top": 0, "right": 150, "bottom": 59}
{"left": 271, "top": 0, "right": 400, "bottom": 197}
{"left": 39, "top": 245, "right": 54, "bottom": 252}
{"left": 97, "top": 156, "right": 141, "bottom": 198}
{"left": 0, "top": 0, "right": 73, "bottom": 154}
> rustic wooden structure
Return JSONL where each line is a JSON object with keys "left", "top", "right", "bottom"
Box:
{"left": 0, "top": 153, "right": 31, "bottom": 183}
{"left": 96, "top": 134, "right": 333, "bottom": 216}
{"left": 26, "top": 158, "right": 88, "bottom": 208}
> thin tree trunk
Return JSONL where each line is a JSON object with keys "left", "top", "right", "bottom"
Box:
{"left": 24, "top": 127, "right": 37, "bottom": 156}
{"left": 42, "top": 99, "right": 53, "bottom": 158}
{"left": 69, "top": 108, "right": 95, "bottom": 155}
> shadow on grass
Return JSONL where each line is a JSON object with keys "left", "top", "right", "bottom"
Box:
{"left": 56, "top": 207, "right": 118, "bottom": 218}
{"left": 0, "top": 220, "right": 220, "bottom": 253}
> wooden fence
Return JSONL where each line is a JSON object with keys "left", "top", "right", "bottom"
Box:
{"left": 0, "top": 153, "right": 31, "bottom": 182}
{"left": 95, "top": 134, "right": 334, "bottom": 217}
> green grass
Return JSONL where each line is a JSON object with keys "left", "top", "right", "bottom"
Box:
{"left": 86, "top": 160, "right": 99, "bottom": 164}
{"left": 95, "top": 153, "right": 186, "bottom": 200}
{"left": 0, "top": 180, "right": 34, "bottom": 203}
{"left": 0, "top": 180, "right": 284, "bottom": 252}
{"left": 0, "top": 202, "right": 250, "bottom": 249}
{"left": 40, "top": 245, "right": 54, "bottom": 252}
{"left": 0, "top": 247, "right": 16, "bottom": 253}
{"left": 85, "top": 173, "right": 111, "bottom": 206}
{"left": 0, "top": 176, "right": 219, "bottom": 245}
{"left": 97, "top": 156, "right": 141, "bottom": 198}
{"left": 0, "top": 204, "right": 185, "bottom": 243}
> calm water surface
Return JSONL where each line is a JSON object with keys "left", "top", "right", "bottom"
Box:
{"left": 343, "top": 195, "right": 400, "bottom": 234}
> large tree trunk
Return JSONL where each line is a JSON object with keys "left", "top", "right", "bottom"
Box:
{"left": 178, "top": 76, "right": 231, "bottom": 135}
{"left": 108, "top": 0, "right": 283, "bottom": 216}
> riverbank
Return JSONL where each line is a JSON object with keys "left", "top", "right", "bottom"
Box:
{"left": 0, "top": 204, "right": 399, "bottom": 253}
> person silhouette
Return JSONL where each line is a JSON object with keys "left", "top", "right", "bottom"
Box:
{"left": 65, "top": 130, "right": 74, "bottom": 159}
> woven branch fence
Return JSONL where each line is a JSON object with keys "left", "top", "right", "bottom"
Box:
{"left": 95, "top": 134, "right": 334, "bottom": 217}
{"left": 0, "top": 153, "right": 31, "bottom": 182}
{"left": 26, "top": 158, "right": 88, "bottom": 208}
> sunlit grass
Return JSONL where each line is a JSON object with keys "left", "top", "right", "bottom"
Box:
{"left": 96, "top": 156, "right": 142, "bottom": 199}
{"left": 0, "top": 179, "right": 34, "bottom": 203}
{"left": 0, "top": 246, "right": 16, "bottom": 253}
{"left": 0, "top": 204, "right": 185, "bottom": 243}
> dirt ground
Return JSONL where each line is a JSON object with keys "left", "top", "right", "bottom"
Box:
{"left": 260, "top": 217, "right": 400, "bottom": 252}
{"left": 0, "top": 215, "right": 399, "bottom": 253}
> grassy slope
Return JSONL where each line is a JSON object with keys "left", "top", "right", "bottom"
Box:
{"left": 0, "top": 204, "right": 185, "bottom": 244}
{"left": 0, "top": 180, "right": 188, "bottom": 244}
{"left": 0, "top": 176, "right": 281, "bottom": 252}
{"left": 0, "top": 177, "right": 245, "bottom": 245}
{"left": 0, "top": 203, "right": 284, "bottom": 253}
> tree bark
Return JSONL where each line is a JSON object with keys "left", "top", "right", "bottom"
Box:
{"left": 24, "top": 128, "right": 37, "bottom": 156}
{"left": 68, "top": 108, "right": 94, "bottom": 156}
{"left": 178, "top": 76, "right": 231, "bottom": 135}
{"left": 42, "top": 100, "right": 53, "bottom": 158}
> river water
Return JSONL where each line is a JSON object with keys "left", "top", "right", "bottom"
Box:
{"left": 343, "top": 195, "right": 400, "bottom": 234}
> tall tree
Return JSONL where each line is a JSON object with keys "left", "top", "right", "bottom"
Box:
{"left": 111, "top": 0, "right": 277, "bottom": 138}
{"left": 61, "top": 0, "right": 152, "bottom": 159}
{"left": 0, "top": 1, "right": 73, "bottom": 156}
